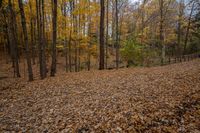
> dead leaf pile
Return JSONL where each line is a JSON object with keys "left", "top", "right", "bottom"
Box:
{"left": 0, "top": 59, "right": 200, "bottom": 132}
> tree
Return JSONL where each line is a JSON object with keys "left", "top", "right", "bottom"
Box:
{"left": 115, "top": 0, "right": 119, "bottom": 69}
{"left": 177, "top": 0, "right": 184, "bottom": 56}
{"left": 29, "top": 1, "right": 36, "bottom": 65}
{"left": 18, "top": 0, "right": 33, "bottom": 81}
{"left": 87, "top": 0, "right": 92, "bottom": 71}
{"left": 51, "top": 0, "right": 57, "bottom": 76}
{"left": 36, "top": 0, "right": 47, "bottom": 79}
{"left": 105, "top": 0, "right": 109, "bottom": 69}
{"left": 62, "top": 0, "right": 68, "bottom": 72}
{"left": 8, "top": 0, "right": 20, "bottom": 78}
{"left": 99, "top": 0, "right": 105, "bottom": 70}
{"left": 159, "top": 0, "right": 165, "bottom": 65}
{"left": 184, "top": 1, "right": 195, "bottom": 54}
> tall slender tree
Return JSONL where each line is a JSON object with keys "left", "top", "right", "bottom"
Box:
{"left": 29, "top": 1, "right": 36, "bottom": 65}
{"left": 73, "top": 0, "right": 78, "bottom": 72}
{"left": 184, "top": 1, "right": 195, "bottom": 54}
{"left": 18, "top": 0, "right": 33, "bottom": 81}
{"left": 87, "top": 0, "right": 91, "bottom": 71}
{"left": 159, "top": 0, "right": 165, "bottom": 65}
{"left": 41, "top": 0, "right": 47, "bottom": 77}
{"left": 8, "top": 0, "right": 20, "bottom": 77}
{"left": 63, "top": 0, "right": 68, "bottom": 72}
{"left": 69, "top": 1, "right": 73, "bottom": 72}
{"left": 99, "top": 0, "right": 105, "bottom": 70}
{"left": 51, "top": 0, "right": 57, "bottom": 76}
{"left": 105, "top": 0, "right": 109, "bottom": 69}
{"left": 177, "top": 0, "right": 184, "bottom": 56}
{"left": 115, "top": 0, "right": 119, "bottom": 69}
{"left": 36, "top": 0, "right": 47, "bottom": 79}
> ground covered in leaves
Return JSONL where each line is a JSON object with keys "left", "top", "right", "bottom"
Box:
{"left": 0, "top": 59, "right": 200, "bottom": 132}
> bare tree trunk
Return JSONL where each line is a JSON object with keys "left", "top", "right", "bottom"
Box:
{"left": 105, "top": 0, "right": 109, "bottom": 69}
{"left": 36, "top": 0, "right": 42, "bottom": 78}
{"left": 29, "top": 1, "right": 36, "bottom": 65}
{"left": 51, "top": 0, "right": 57, "bottom": 76}
{"left": 41, "top": 0, "right": 47, "bottom": 77}
{"left": 69, "top": 1, "right": 73, "bottom": 72}
{"left": 141, "top": 0, "right": 146, "bottom": 44}
{"left": 33, "top": 18, "right": 37, "bottom": 64}
{"left": 159, "top": 0, "right": 165, "bottom": 65}
{"left": 18, "top": 0, "right": 33, "bottom": 81}
{"left": 87, "top": 0, "right": 91, "bottom": 71}
{"left": 112, "top": 2, "right": 116, "bottom": 51}
{"left": 36, "top": 0, "right": 46, "bottom": 79}
{"left": 184, "top": 1, "right": 195, "bottom": 55}
{"left": 78, "top": 13, "right": 81, "bottom": 71}
{"left": 115, "top": 0, "right": 119, "bottom": 69}
{"left": 177, "top": 0, "right": 182, "bottom": 56}
{"left": 63, "top": 0, "right": 68, "bottom": 72}
{"left": 73, "top": 0, "right": 78, "bottom": 72}
{"left": 99, "top": 0, "right": 105, "bottom": 70}
{"left": 8, "top": 0, "right": 20, "bottom": 78}
{"left": 2, "top": 12, "right": 10, "bottom": 64}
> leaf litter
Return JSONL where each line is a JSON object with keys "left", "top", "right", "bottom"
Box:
{"left": 0, "top": 59, "right": 200, "bottom": 132}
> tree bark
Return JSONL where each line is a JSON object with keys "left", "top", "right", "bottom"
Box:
{"left": 184, "top": 1, "right": 195, "bottom": 54}
{"left": 73, "top": 0, "right": 78, "bottom": 72}
{"left": 51, "top": 0, "right": 57, "bottom": 76}
{"left": 41, "top": 0, "right": 47, "bottom": 77}
{"left": 18, "top": 0, "right": 33, "bottom": 81}
{"left": 29, "top": 1, "right": 36, "bottom": 65}
{"left": 177, "top": 0, "right": 183, "bottom": 56}
{"left": 87, "top": 0, "right": 91, "bottom": 71}
{"left": 63, "top": 0, "right": 68, "bottom": 72}
{"left": 115, "top": 0, "right": 119, "bottom": 69}
{"left": 8, "top": 0, "right": 20, "bottom": 78}
{"left": 112, "top": 2, "right": 116, "bottom": 51}
{"left": 99, "top": 0, "right": 105, "bottom": 70}
{"left": 159, "top": 0, "right": 165, "bottom": 65}
{"left": 36, "top": 0, "right": 46, "bottom": 79}
{"left": 69, "top": 1, "right": 73, "bottom": 72}
{"left": 105, "top": 0, "right": 109, "bottom": 69}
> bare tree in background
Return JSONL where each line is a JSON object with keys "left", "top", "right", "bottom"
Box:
{"left": 8, "top": 0, "right": 20, "bottom": 77}
{"left": 115, "top": 0, "right": 119, "bottom": 69}
{"left": 51, "top": 0, "right": 57, "bottom": 76}
{"left": 18, "top": 0, "right": 33, "bottom": 81}
{"left": 99, "top": 0, "right": 105, "bottom": 70}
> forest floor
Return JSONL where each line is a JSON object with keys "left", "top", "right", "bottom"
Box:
{"left": 0, "top": 59, "right": 200, "bottom": 132}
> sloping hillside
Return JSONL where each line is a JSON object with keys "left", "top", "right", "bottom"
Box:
{"left": 0, "top": 60, "right": 200, "bottom": 132}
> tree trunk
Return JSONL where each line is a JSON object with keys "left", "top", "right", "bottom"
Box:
{"left": 51, "top": 0, "right": 57, "bottom": 76}
{"left": 29, "top": 1, "right": 36, "bottom": 65}
{"left": 159, "top": 0, "right": 165, "bottom": 65}
{"left": 69, "top": 1, "right": 73, "bottom": 72}
{"left": 87, "top": 0, "right": 91, "bottom": 71}
{"left": 8, "top": 0, "right": 20, "bottom": 78}
{"left": 41, "top": 0, "right": 47, "bottom": 77}
{"left": 36, "top": 0, "right": 46, "bottom": 79}
{"left": 115, "top": 0, "right": 119, "bottom": 69}
{"left": 63, "top": 1, "right": 68, "bottom": 72}
{"left": 141, "top": 0, "right": 146, "bottom": 44}
{"left": 18, "top": 0, "right": 33, "bottom": 81}
{"left": 73, "top": 0, "right": 78, "bottom": 72}
{"left": 78, "top": 13, "right": 81, "bottom": 72}
{"left": 184, "top": 2, "right": 195, "bottom": 55}
{"left": 99, "top": 0, "right": 105, "bottom": 70}
{"left": 112, "top": 2, "right": 116, "bottom": 51}
{"left": 105, "top": 0, "right": 109, "bottom": 69}
{"left": 177, "top": 0, "right": 184, "bottom": 56}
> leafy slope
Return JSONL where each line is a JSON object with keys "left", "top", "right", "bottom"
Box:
{"left": 0, "top": 60, "right": 200, "bottom": 132}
